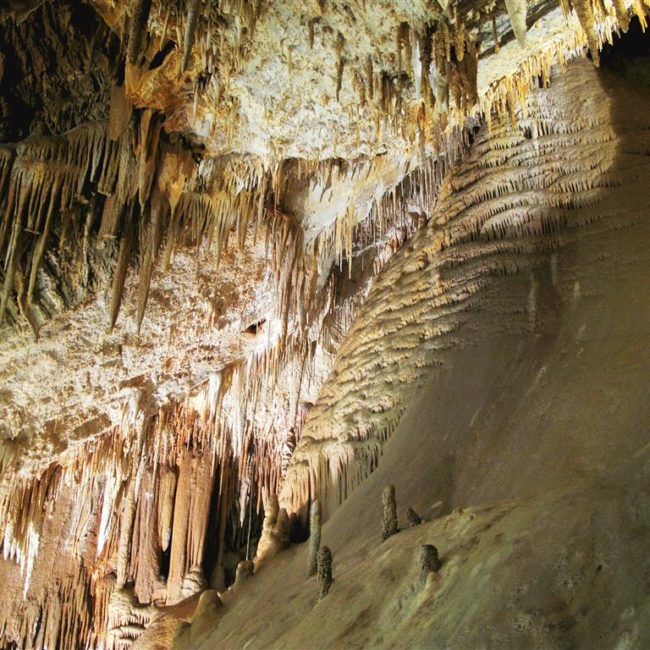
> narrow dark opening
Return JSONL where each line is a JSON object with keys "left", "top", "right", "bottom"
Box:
{"left": 159, "top": 544, "right": 171, "bottom": 580}
{"left": 149, "top": 40, "right": 176, "bottom": 71}
{"left": 244, "top": 318, "right": 266, "bottom": 335}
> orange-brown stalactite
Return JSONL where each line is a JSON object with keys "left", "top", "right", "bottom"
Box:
{"left": 166, "top": 448, "right": 214, "bottom": 604}
{"left": 131, "top": 469, "right": 162, "bottom": 604}
{"left": 157, "top": 466, "right": 177, "bottom": 554}
{"left": 127, "top": 0, "right": 153, "bottom": 66}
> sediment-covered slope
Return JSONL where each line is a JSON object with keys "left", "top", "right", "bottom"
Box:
{"left": 184, "top": 58, "right": 650, "bottom": 649}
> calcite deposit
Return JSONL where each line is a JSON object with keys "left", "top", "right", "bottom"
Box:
{"left": 1, "top": 0, "right": 650, "bottom": 648}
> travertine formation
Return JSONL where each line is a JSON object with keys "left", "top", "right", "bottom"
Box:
{"left": 0, "top": 0, "right": 649, "bottom": 647}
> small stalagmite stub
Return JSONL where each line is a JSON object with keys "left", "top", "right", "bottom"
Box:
{"left": 419, "top": 544, "right": 442, "bottom": 587}
{"left": 316, "top": 545, "right": 333, "bottom": 600}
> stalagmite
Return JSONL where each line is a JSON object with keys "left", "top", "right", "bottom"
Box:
{"left": 316, "top": 546, "right": 332, "bottom": 600}
{"left": 419, "top": 544, "right": 441, "bottom": 586}
{"left": 234, "top": 560, "right": 254, "bottom": 586}
{"left": 307, "top": 499, "right": 321, "bottom": 576}
{"left": 381, "top": 484, "right": 399, "bottom": 540}
{"left": 254, "top": 493, "right": 290, "bottom": 566}
{"left": 406, "top": 507, "right": 421, "bottom": 527}
{"left": 173, "top": 590, "right": 224, "bottom": 648}
{"left": 167, "top": 449, "right": 214, "bottom": 604}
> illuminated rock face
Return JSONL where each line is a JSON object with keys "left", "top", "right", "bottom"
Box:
{"left": 0, "top": 0, "right": 649, "bottom": 648}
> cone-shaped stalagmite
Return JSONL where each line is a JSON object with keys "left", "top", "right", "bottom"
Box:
{"left": 406, "top": 507, "right": 421, "bottom": 527}
{"left": 173, "top": 590, "right": 223, "bottom": 648}
{"left": 234, "top": 560, "right": 254, "bottom": 587}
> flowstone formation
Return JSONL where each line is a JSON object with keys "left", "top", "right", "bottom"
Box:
{"left": 0, "top": 0, "right": 649, "bottom": 648}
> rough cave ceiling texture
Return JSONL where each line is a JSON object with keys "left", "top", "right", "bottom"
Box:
{"left": 0, "top": 0, "right": 649, "bottom": 648}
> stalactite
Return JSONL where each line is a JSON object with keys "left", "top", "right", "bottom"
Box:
{"left": 613, "top": 0, "right": 631, "bottom": 32}
{"left": 0, "top": 144, "right": 417, "bottom": 650}
{"left": 492, "top": 14, "right": 500, "bottom": 53}
{"left": 281, "top": 51, "right": 650, "bottom": 526}
{"left": 365, "top": 54, "right": 374, "bottom": 100}
{"left": 136, "top": 186, "right": 164, "bottom": 334}
{"left": 108, "top": 85, "right": 133, "bottom": 142}
{"left": 108, "top": 210, "right": 134, "bottom": 332}
{"left": 182, "top": 0, "right": 202, "bottom": 73}
{"left": 167, "top": 448, "right": 214, "bottom": 604}
{"left": 633, "top": 0, "right": 648, "bottom": 29}
{"left": 0, "top": 203, "right": 22, "bottom": 321}
{"left": 431, "top": 26, "right": 450, "bottom": 114}
{"left": 335, "top": 32, "right": 345, "bottom": 102}
{"left": 132, "top": 469, "right": 162, "bottom": 603}
{"left": 3, "top": 6, "right": 647, "bottom": 647}
{"left": 158, "top": 466, "right": 177, "bottom": 552}
{"left": 504, "top": 0, "right": 528, "bottom": 48}
{"left": 127, "top": 0, "right": 153, "bottom": 64}
{"left": 572, "top": 0, "right": 602, "bottom": 66}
